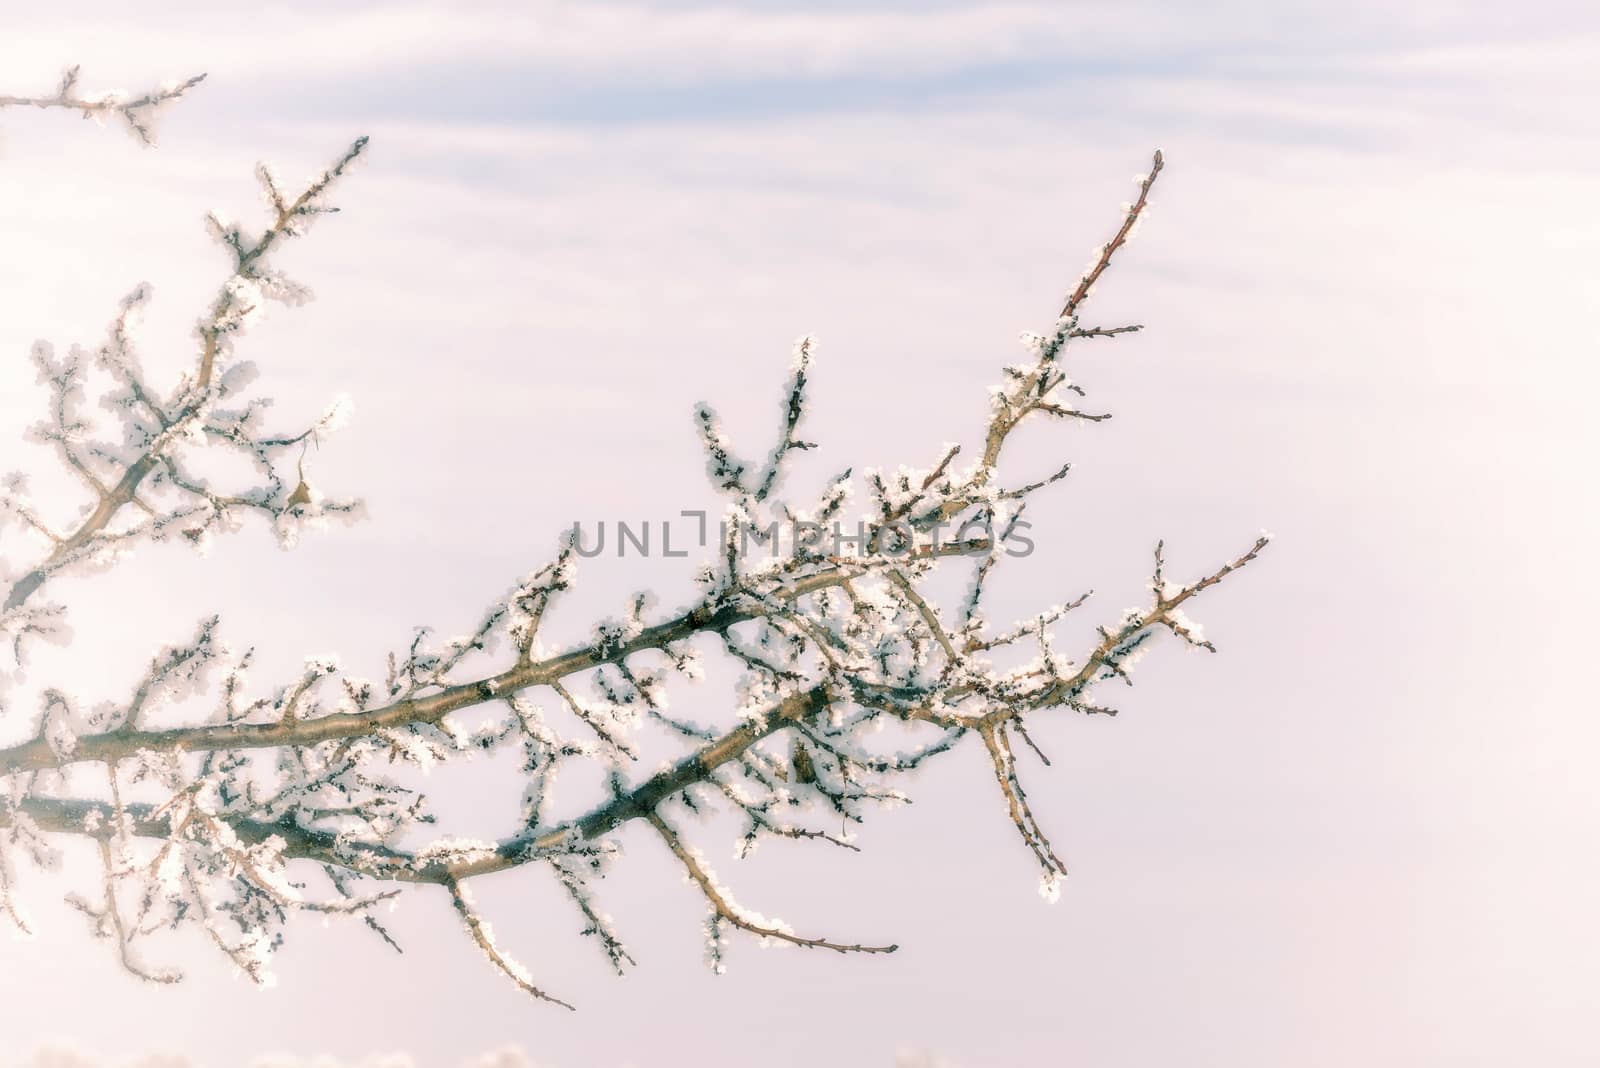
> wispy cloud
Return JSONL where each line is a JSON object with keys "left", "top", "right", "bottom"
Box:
{"left": 6, "top": 1, "right": 1595, "bottom": 128}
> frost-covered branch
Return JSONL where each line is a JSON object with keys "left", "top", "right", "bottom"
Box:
{"left": 0, "top": 117, "right": 1270, "bottom": 1010}
{"left": 0, "top": 67, "right": 206, "bottom": 145}
{"left": 648, "top": 809, "right": 898, "bottom": 964}
{"left": 1, "top": 131, "right": 368, "bottom": 643}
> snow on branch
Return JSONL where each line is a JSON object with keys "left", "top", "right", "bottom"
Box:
{"left": 0, "top": 84, "right": 1270, "bottom": 1010}
{"left": 1, "top": 129, "right": 368, "bottom": 631}
{"left": 0, "top": 67, "right": 206, "bottom": 146}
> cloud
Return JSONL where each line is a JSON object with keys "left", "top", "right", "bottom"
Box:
{"left": 6, "top": 0, "right": 1592, "bottom": 126}
{"left": 0, "top": 3, "right": 1155, "bottom": 88}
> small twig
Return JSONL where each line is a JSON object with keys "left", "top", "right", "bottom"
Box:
{"left": 0, "top": 68, "right": 206, "bottom": 146}
{"left": 445, "top": 877, "right": 573, "bottom": 1010}
{"left": 648, "top": 811, "right": 896, "bottom": 956}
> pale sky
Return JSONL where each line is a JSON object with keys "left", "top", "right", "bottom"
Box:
{"left": 2, "top": 3, "right": 1598, "bottom": 1066}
